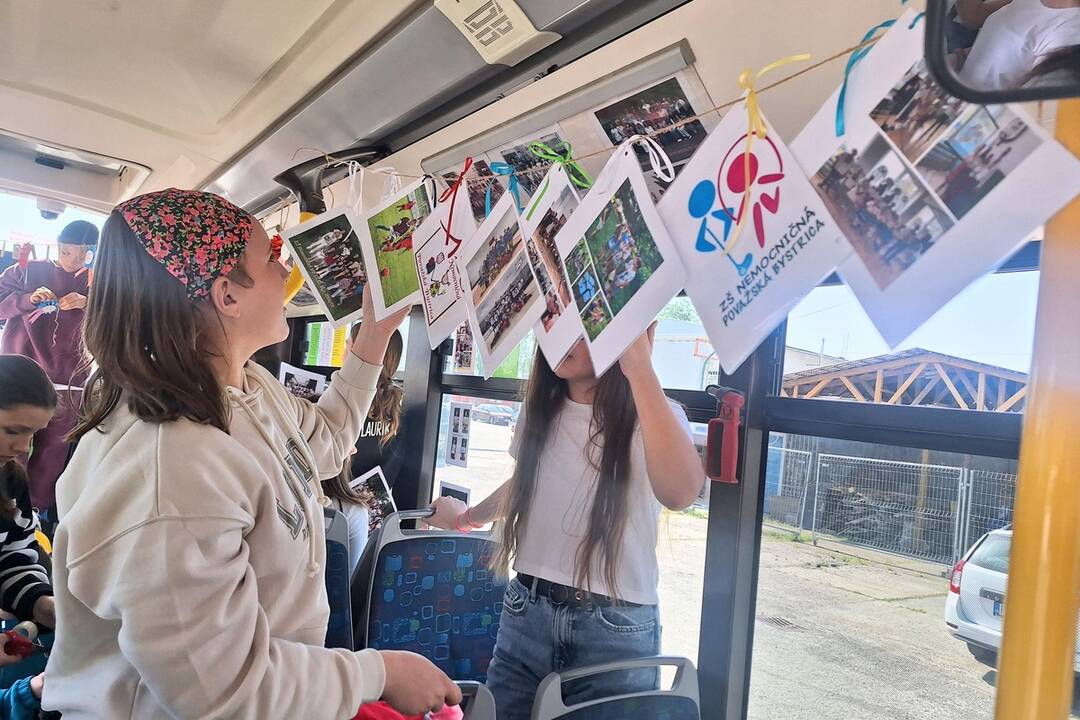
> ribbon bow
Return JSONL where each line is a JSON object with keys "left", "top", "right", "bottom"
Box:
{"left": 486, "top": 162, "right": 523, "bottom": 218}
{"left": 439, "top": 157, "right": 473, "bottom": 258}
{"left": 724, "top": 53, "right": 811, "bottom": 250}
{"left": 527, "top": 140, "right": 593, "bottom": 190}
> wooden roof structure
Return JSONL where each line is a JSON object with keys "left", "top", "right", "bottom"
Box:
{"left": 781, "top": 348, "right": 1028, "bottom": 413}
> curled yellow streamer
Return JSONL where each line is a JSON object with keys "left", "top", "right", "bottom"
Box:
{"left": 724, "top": 53, "right": 812, "bottom": 255}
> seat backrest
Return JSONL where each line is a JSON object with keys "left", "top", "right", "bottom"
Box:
{"left": 351, "top": 509, "right": 505, "bottom": 682}
{"left": 530, "top": 656, "right": 701, "bottom": 720}
{"left": 458, "top": 681, "right": 497, "bottom": 720}
{"left": 323, "top": 507, "right": 353, "bottom": 650}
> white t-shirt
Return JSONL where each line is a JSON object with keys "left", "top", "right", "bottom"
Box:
{"left": 960, "top": 0, "right": 1080, "bottom": 90}
{"left": 509, "top": 397, "right": 695, "bottom": 605}
{"left": 331, "top": 497, "right": 370, "bottom": 578}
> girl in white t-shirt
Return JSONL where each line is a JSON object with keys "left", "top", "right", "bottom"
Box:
{"left": 429, "top": 327, "right": 703, "bottom": 720}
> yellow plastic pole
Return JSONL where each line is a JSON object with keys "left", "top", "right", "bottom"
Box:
{"left": 282, "top": 210, "right": 315, "bottom": 305}
{"left": 994, "top": 98, "right": 1080, "bottom": 720}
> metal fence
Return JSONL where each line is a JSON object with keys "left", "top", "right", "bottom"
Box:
{"left": 763, "top": 452, "right": 1017, "bottom": 566}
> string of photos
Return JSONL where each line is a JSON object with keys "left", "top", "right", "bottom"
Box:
{"left": 280, "top": 10, "right": 1080, "bottom": 379}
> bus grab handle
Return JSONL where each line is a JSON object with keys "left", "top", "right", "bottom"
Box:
{"left": 705, "top": 385, "right": 744, "bottom": 484}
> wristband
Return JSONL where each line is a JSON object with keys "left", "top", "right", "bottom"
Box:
{"left": 454, "top": 509, "right": 483, "bottom": 533}
{"left": 464, "top": 507, "right": 483, "bottom": 530}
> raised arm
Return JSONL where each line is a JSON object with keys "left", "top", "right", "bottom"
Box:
{"left": 0, "top": 266, "right": 38, "bottom": 321}
{"left": 619, "top": 324, "right": 704, "bottom": 510}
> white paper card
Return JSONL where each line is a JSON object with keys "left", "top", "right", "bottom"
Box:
{"left": 459, "top": 192, "right": 546, "bottom": 379}
{"left": 659, "top": 106, "right": 851, "bottom": 374}
{"left": 281, "top": 207, "right": 368, "bottom": 329}
{"left": 277, "top": 362, "right": 327, "bottom": 400}
{"left": 453, "top": 323, "right": 475, "bottom": 373}
{"left": 554, "top": 143, "right": 687, "bottom": 377}
{"left": 792, "top": 10, "right": 1080, "bottom": 346}
{"left": 447, "top": 402, "right": 472, "bottom": 468}
{"left": 519, "top": 165, "right": 586, "bottom": 368}
{"left": 414, "top": 182, "right": 478, "bottom": 350}
{"left": 356, "top": 179, "right": 435, "bottom": 320}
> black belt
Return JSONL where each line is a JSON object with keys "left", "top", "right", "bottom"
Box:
{"left": 516, "top": 573, "right": 641, "bottom": 609}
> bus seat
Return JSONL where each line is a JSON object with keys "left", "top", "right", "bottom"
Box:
{"left": 324, "top": 507, "right": 353, "bottom": 650}
{"left": 459, "top": 681, "right": 497, "bottom": 720}
{"left": 350, "top": 510, "right": 504, "bottom": 682}
{"left": 530, "top": 656, "right": 701, "bottom": 720}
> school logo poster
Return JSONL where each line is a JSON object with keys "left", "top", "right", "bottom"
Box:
{"left": 792, "top": 10, "right": 1080, "bottom": 346}
{"left": 659, "top": 106, "right": 850, "bottom": 374}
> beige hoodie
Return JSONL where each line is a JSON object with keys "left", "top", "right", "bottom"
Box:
{"left": 44, "top": 352, "right": 386, "bottom": 719}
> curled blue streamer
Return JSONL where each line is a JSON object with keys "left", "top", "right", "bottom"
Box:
{"left": 835, "top": 20, "right": 897, "bottom": 137}
{"left": 485, "top": 162, "right": 523, "bottom": 218}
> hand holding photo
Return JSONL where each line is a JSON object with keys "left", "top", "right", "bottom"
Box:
{"left": 281, "top": 207, "right": 369, "bottom": 328}
{"left": 358, "top": 179, "right": 434, "bottom": 319}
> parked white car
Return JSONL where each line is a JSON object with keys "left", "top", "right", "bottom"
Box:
{"left": 946, "top": 527, "right": 1080, "bottom": 670}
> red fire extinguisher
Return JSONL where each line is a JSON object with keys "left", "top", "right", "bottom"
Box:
{"left": 705, "top": 385, "right": 745, "bottom": 484}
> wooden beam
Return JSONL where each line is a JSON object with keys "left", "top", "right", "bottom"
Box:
{"left": 997, "top": 378, "right": 1007, "bottom": 409}
{"left": 804, "top": 378, "right": 831, "bottom": 399}
{"left": 888, "top": 362, "right": 928, "bottom": 404}
{"left": 839, "top": 376, "right": 867, "bottom": 402}
{"left": 874, "top": 369, "right": 884, "bottom": 403}
{"left": 935, "top": 363, "right": 969, "bottom": 410}
{"left": 786, "top": 356, "right": 942, "bottom": 387}
{"left": 793, "top": 384, "right": 800, "bottom": 399}
{"left": 911, "top": 376, "right": 942, "bottom": 405}
{"left": 957, "top": 371, "right": 979, "bottom": 406}
{"left": 779, "top": 387, "right": 788, "bottom": 398}
{"left": 977, "top": 372, "right": 987, "bottom": 411}
{"left": 998, "top": 385, "right": 1028, "bottom": 413}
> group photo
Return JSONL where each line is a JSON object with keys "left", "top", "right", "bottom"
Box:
{"left": 466, "top": 205, "right": 524, "bottom": 306}
{"left": 871, "top": 60, "right": 966, "bottom": 162}
{"left": 286, "top": 212, "right": 368, "bottom": 322}
{"left": 475, "top": 253, "right": 539, "bottom": 352}
{"left": 594, "top": 76, "right": 708, "bottom": 168}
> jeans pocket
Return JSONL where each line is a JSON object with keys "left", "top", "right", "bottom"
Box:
{"left": 595, "top": 603, "right": 658, "bottom": 634}
{"left": 501, "top": 578, "right": 529, "bottom": 617}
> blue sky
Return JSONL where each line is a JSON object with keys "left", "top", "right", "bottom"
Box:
{"left": 0, "top": 191, "right": 1038, "bottom": 374}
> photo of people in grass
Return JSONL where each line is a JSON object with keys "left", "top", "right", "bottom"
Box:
{"left": 284, "top": 211, "right": 368, "bottom": 323}
{"left": 364, "top": 183, "right": 432, "bottom": 309}
{"left": 563, "top": 178, "right": 665, "bottom": 340}
{"left": 466, "top": 204, "right": 523, "bottom": 306}
{"left": 871, "top": 60, "right": 966, "bottom": 163}
{"left": 594, "top": 77, "right": 708, "bottom": 170}
{"left": 813, "top": 133, "right": 954, "bottom": 290}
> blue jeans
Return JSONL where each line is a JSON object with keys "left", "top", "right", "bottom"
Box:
{"left": 486, "top": 577, "right": 661, "bottom": 720}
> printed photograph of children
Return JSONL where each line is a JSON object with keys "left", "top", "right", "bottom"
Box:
{"left": 870, "top": 60, "right": 966, "bottom": 163}
{"left": 497, "top": 129, "right": 567, "bottom": 197}
{"left": 914, "top": 105, "right": 1043, "bottom": 220}
{"left": 475, "top": 252, "right": 539, "bottom": 354}
{"left": 453, "top": 323, "right": 474, "bottom": 372}
{"left": 466, "top": 204, "right": 523, "bottom": 306}
{"left": 285, "top": 213, "right": 368, "bottom": 322}
{"left": 443, "top": 159, "right": 504, "bottom": 225}
{"left": 365, "top": 184, "right": 432, "bottom": 307}
{"left": 526, "top": 186, "right": 579, "bottom": 331}
{"left": 562, "top": 178, "right": 665, "bottom": 340}
{"left": 594, "top": 77, "right": 707, "bottom": 169}
{"left": 813, "top": 134, "right": 955, "bottom": 290}
{"left": 350, "top": 467, "right": 396, "bottom": 535}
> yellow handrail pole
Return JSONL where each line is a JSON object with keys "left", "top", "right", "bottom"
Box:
{"left": 994, "top": 98, "right": 1080, "bottom": 720}
{"left": 282, "top": 210, "right": 316, "bottom": 305}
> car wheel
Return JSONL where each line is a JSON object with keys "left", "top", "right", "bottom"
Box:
{"left": 967, "top": 643, "right": 997, "bottom": 668}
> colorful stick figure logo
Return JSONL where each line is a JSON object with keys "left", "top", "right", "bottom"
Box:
{"left": 687, "top": 132, "right": 785, "bottom": 277}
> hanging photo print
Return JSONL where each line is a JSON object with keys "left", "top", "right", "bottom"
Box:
{"left": 793, "top": 10, "right": 1080, "bottom": 346}
{"left": 494, "top": 125, "right": 570, "bottom": 201}
{"left": 658, "top": 106, "right": 850, "bottom": 374}
{"left": 554, "top": 141, "right": 686, "bottom": 376}
{"left": 519, "top": 165, "right": 587, "bottom": 368}
{"left": 459, "top": 192, "right": 545, "bottom": 378}
{"left": 414, "top": 177, "right": 478, "bottom": 349}
{"left": 281, "top": 207, "right": 369, "bottom": 328}
{"left": 453, "top": 322, "right": 475, "bottom": 373}
{"left": 277, "top": 362, "right": 328, "bottom": 400}
{"left": 350, "top": 466, "right": 397, "bottom": 534}
{"left": 357, "top": 179, "right": 434, "bottom": 320}
{"left": 441, "top": 158, "right": 504, "bottom": 225}
{"left": 447, "top": 402, "right": 472, "bottom": 468}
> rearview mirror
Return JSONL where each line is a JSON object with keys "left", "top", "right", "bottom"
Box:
{"left": 925, "top": 0, "right": 1080, "bottom": 103}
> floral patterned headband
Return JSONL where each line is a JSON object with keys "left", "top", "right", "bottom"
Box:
{"left": 116, "top": 188, "right": 252, "bottom": 301}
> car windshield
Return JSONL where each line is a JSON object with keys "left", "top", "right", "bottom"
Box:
{"left": 969, "top": 534, "right": 1011, "bottom": 574}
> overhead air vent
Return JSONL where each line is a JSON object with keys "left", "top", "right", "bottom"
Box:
{"left": 0, "top": 130, "right": 151, "bottom": 213}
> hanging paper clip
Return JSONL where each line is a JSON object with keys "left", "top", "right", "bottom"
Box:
{"left": 527, "top": 140, "right": 593, "bottom": 190}
{"left": 487, "top": 162, "right": 523, "bottom": 217}
{"left": 439, "top": 157, "right": 473, "bottom": 258}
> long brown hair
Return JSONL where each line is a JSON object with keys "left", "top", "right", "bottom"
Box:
{"left": 0, "top": 355, "right": 57, "bottom": 520}
{"left": 71, "top": 211, "right": 253, "bottom": 441}
{"left": 497, "top": 351, "right": 637, "bottom": 600}
{"left": 322, "top": 457, "right": 376, "bottom": 508}
{"left": 351, "top": 325, "right": 403, "bottom": 448}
